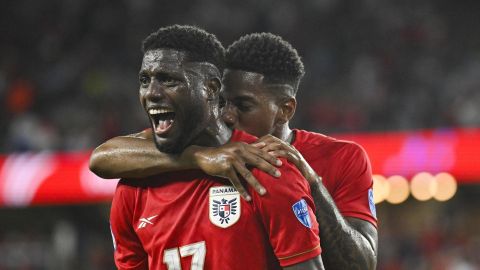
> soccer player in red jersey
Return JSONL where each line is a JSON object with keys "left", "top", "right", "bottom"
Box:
{"left": 222, "top": 34, "right": 378, "bottom": 269}
{"left": 107, "top": 25, "right": 324, "bottom": 270}
{"left": 91, "top": 32, "right": 377, "bottom": 269}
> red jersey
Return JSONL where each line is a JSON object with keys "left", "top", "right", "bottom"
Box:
{"left": 110, "top": 130, "right": 321, "bottom": 270}
{"left": 292, "top": 129, "right": 377, "bottom": 226}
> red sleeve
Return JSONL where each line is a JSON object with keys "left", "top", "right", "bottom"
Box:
{"left": 332, "top": 143, "right": 377, "bottom": 227}
{"left": 110, "top": 181, "right": 148, "bottom": 270}
{"left": 251, "top": 160, "right": 322, "bottom": 267}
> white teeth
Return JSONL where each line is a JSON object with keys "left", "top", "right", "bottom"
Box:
{"left": 148, "top": 108, "right": 173, "bottom": 115}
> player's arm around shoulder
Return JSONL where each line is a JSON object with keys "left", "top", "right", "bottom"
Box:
{"left": 89, "top": 129, "right": 191, "bottom": 179}
{"left": 251, "top": 160, "right": 325, "bottom": 269}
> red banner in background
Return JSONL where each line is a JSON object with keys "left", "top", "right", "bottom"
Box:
{"left": 335, "top": 128, "right": 480, "bottom": 183}
{"left": 0, "top": 152, "right": 117, "bottom": 207}
{"left": 0, "top": 128, "right": 478, "bottom": 207}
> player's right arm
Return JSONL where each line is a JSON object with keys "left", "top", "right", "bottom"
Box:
{"left": 89, "top": 129, "right": 281, "bottom": 200}
{"left": 89, "top": 129, "right": 184, "bottom": 179}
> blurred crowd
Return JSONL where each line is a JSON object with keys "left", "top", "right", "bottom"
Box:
{"left": 0, "top": 205, "right": 114, "bottom": 270}
{"left": 1, "top": 0, "right": 480, "bottom": 152}
{"left": 1, "top": 0, "right": 479, "bottom": 269}
{"left": 377, "top": 187, "right": 480, "bottom": 270}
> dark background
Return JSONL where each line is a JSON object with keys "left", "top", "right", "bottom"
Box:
{"left": 0, "top": 0, "right": 479, "bottom": 269}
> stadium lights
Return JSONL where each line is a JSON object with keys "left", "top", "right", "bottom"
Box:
{"left": 433, "top": 172, "right": 457, "bottom": 201}
{"left": 373, "top": 172, "right": 457, "bottom": 204}
{"left": 410, "top": 172, "right": 437, "bottom": 201}
{"left": 384, "top": 175, "right": 410, "bottom": 204}
{"left": 372, "top": 175, "right": 390, "bottom": 204}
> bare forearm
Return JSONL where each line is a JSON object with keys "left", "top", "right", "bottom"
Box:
{"left": 310, "top": 182, "right": 377, "bottom": 270}
{"left": 284, "top": 256, "right": 324, "bottom": 270}
{"left": 89, "top": 136, "right": 190, "bottom": 179}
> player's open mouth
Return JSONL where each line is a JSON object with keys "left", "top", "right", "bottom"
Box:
{"left": 148, "top": 108, "right": 176, "bottom": 136}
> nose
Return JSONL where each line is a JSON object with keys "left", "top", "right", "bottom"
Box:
{"left": 222, "top": 102, "right": 238, "bottom": 128}
{"left": 145, "top": 79, "right": 165, "bottom": 103}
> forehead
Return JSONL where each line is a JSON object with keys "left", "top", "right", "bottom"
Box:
{"left": 222, "top": 69, "right": 267, "bottom": 97}
{"left": 141, "top": 49, "right": 192, "bottom": 73}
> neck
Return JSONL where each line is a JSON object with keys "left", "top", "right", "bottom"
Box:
{"left": 193, "top": 119, "right": 232, "bottom": 148}
{"left": 190, "top": 102, "right": 232, "bottom": 147}
{"left": 211, "top": 121, "right": 233, "bottom": 146}
{"left": 273, "top": 123, "right": 294, "bottom": 143}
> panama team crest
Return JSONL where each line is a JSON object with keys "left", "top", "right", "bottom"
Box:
{"left": 209, "top": 186, "right": 241, "bottom": 228}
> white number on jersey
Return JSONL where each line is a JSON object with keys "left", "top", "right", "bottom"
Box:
{"left": 163, "top": 241, "right": 206, "bottom": 270}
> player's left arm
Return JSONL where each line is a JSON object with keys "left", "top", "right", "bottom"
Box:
{"left": 309, "top": 183, "right": 378, "bottom": 270}
{"left": 256, "top": 135, "right": 378, "bottom": 270}
{"left": 283, "top": 256, "right": 324, "bottom": 270}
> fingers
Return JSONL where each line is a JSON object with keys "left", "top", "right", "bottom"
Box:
{"left": 256, "top": 134, "right": 283, "bottom": 146}
{"left": 226, "top": 169, "right": 252, "bottom": 202}
{"left": 251, "top": 141, "right": 266, "bottom": 148}
{"left": 256, "top": 135, "right": 296, "bottom": 154}
{"left": 233, "top": 161, "right": 267, "bottom": 196}
{"left": 262, "top": 142, "right": 297, "bottom": 162}
{"left": 269, "top": 150, "right": 301, "bottom": 167}
{"left": 247, "top": 144, "right": 283, "bottom": 166}
{"left": 269, "top": 149, "right": 316, "bottom": 183}
{"left": 242, "top": 151, "right": 281, "bottom": 178}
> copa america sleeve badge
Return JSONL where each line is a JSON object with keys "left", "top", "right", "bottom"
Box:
{"left": 209, "top": 186, "right": 241, "bottom": 228}
{"left": 292, "top": 199, "right": 312, "bottom": 228}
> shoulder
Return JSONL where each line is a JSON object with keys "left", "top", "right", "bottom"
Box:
{"left": 292, "top": 129, "right": 330, "bottom": 147}
{"left": 252, "top": 158, "right": 310, "bottom": 196}
{"left": 112, "top": 179, "right": 142, "bottom": 206}
{"left": 113, "top": 177, "right": 155, "bottom": 202}
{"left": 293, "top": 129, "right": 369, "bottom": 161}
{"left": 331, "top": 139, "right": 369, "bottom": 162}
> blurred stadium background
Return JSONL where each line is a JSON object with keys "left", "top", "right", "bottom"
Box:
{"left": 1, "top": 0, "right": 480, "bottom": 269}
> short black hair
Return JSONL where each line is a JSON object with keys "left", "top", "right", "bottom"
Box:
{"left": 226, "top": 33, "right": 305, "bottom": 92}
{"left": 142, "top": 25, "right": 225, "bottom": 71}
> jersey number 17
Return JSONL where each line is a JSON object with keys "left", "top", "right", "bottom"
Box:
{"left": 163, "top": 241, "right": 206, "bottom": 270}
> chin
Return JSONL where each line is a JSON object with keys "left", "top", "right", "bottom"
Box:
{"left": 153, "top": 134, "right": 185, "bottom": 154}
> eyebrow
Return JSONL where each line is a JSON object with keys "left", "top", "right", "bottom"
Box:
{"left": 230, "top": 95, "right": 257, "bottom": 103}
{"left": 138, "top": 69, "right": 183, "bottom": 79}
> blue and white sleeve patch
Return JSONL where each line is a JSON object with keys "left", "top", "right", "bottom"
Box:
{"left": 292, "top": 199, "right": 312, "bottom": 228}
{"left": 368, "top": 188, "right": 377, "bottom": 218}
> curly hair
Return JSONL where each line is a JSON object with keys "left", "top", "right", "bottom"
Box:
{"left": 226, "top": 33, "right": 304, "bottom": 91}
{"left": 142, "top": 25, "right": 225, "bottom": 71}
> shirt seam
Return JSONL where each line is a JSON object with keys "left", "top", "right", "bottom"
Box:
{"left": 277, "top": 244, "right": 321, "bottom": 260}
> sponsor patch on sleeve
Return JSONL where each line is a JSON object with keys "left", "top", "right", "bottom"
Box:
{"left": 368, "top": 188, "right": 377, "bottom": 218}
{"left": 292, "top": 199, "right": 312, "bottom": 228}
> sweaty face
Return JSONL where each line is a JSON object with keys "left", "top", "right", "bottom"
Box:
{"left": 139, "top": 49, "right": 211, "bottom": 153}
{"left": 221, "top": 69, "right": 280, "bottom": 137}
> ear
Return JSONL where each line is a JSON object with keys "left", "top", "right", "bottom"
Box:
{"left": 277, "top": 97, "right": 296, "bottom": 124}
{"left": 206, "top": 77, "right": 221, "bottom": 101}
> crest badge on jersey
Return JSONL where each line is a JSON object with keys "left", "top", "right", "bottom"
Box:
{"left": 209, "top": 186, "right": 241, "bottom": 228}
{"left": 292, "top": 199, "right": 312, "bottom": 228}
